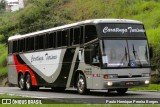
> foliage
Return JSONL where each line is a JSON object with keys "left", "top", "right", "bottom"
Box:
{"left": 0, "top": 0, "right": 6, "bottom": 13}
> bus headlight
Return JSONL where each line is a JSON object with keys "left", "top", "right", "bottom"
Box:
{"left": 142, "top": 73, "right": 150, "bottom": 77}
{"left": 107, "top": 81, "right": 113, "bottom": 86}
{"left": 103, "top": 74, "right": 118, "bottom": 79}
{"left": 145, "top": 80, "right": 150, "bottom": 84}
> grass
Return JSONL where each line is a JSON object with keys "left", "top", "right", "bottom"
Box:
{"left": 0, "top": 94, "right": 160, "bottom": 106}
{"left": 0, "top": 105, "right": 159, "bottom": 107}
{"left": 130, "top": 84, "right": 160, "bottom": 91}
{"left": 0, "top": 94, "right": 20, "bottom": 98}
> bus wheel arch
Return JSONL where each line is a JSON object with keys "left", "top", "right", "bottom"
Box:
{"left": 74, "top": 70, "right": 84, "bottom": 87}
{"left": 24, "top": 71, "right": 39, "bottom": 91}
{"left": 75, "top": 70, "right": 89, "bottom": 95}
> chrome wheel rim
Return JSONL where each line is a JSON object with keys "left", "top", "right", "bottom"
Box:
{"left": 26, "top": 76, "right": 30, "bottom": 89}
{"left": 19, "top": 77, "right": 24, "bottom": 89}
{"left": 77, "top": 78, "right": 84, "bottom": 93}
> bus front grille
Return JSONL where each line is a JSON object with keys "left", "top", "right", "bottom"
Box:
{"left": 118, "top": 75, "right": 142, "bottom": 78}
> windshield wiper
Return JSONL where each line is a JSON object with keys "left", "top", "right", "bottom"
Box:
{"left": 118, "top": 47, "right": 127, "bottom": 67}
{"left": 132, "top": 44, "right": 142, "bottom": 67}
{"left": 145, "top": 45, "right": 149, "bottom": 62}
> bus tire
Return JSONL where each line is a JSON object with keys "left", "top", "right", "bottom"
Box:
{"left": 18, "top": 74, "right": 26, "bottom": 90}
{"left": 77, "top": 73, "right": 89, "bottom": 95}
{"left": 25, "top": 74, "right": 33, "bottom": 91}
{"left": 116, "top": 88, "right": 128, "bottom": 95}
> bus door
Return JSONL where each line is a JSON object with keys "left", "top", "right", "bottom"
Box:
{"left": 84, "top": 43, "right": 101, "bottom": 89}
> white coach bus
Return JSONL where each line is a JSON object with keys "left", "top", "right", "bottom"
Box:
{"left": 8, "top": 19, "right": 151, "bottom": 95}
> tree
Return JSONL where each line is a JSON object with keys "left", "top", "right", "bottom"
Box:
{"left": 0, "top": 0, "right": 6, "bottom": 13}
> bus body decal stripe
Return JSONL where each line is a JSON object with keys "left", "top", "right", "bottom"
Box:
{"left": 53, "top": 48, "right": 76, "bottom": 87}
{"left": 69, "top": 51, "right": 81, "bottom": 87}
{"left": 66, "top": 47, "right": 80, "bottom": 88}
{"left": 15, "top": 54, "right": 47, "bottom": 85}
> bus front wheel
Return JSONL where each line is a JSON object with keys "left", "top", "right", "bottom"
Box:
{"left": 77, "top": 74, "right": 89, "bottom": 95}
{"left": 116, "top": 88, "right": 128, "bottom": 94}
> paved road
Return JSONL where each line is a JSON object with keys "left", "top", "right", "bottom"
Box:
{"left": 0, "top": 87, "right": 159, "bottom": 103}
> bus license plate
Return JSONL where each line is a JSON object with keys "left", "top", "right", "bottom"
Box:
{"left": 126, "top": 82, "right": 134, "bottom": 85}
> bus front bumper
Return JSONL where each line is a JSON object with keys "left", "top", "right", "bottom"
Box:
{"left": 103, "top": 77, "right": 150, "bottom": 89}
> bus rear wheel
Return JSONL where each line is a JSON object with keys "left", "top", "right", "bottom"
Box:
{"left": 25, "top": 74, "right": 32, "bottom": 91}
{"left": 18, "top": 74, "right": 26, "bottom": 90}
{"left": 116, "top": 88, "right": 128, "bottom": 95}
{"left": 77, "top": 74, "right": 89, "bottom": 95}
{"left": 25, "top": 74, "right": 39, "bottom": 91}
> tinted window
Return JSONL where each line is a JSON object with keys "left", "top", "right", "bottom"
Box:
{"left": 85, "top": 25, "right": 97, "bottom": 43}
{"left": 62, "top": 30, "right": 69, "bottom": 46}
{"left": 35, "top": 35, "right": 44, "bottom": 50}
{"left": 13, "top": 40, "right": 18, "bottom": 53}
{"left": 69, "top": 28, "right": 73, "bottom": 46}
{"left": 46, "top": 33, "right": 55, "bottom": 48}
{"left": 74, "top": 27, "right": 80, "bottom": 45}
{"left": 26, "top": 38, "right": 30, "bottom": 51}
{"left": 84, "top": 46, "right": 91, "bottom": 64}
{"left": 57, "top": 31, "right": 62, "bottom": 47}
{"left": 39, "top": 35, "right": 44, "bottom": 49}
{"left": 80, "top": 26, "right": 84, "bottom": 44}
{"left": 19, "top": 39, "right": 24, "bottom": 52}
{"left": 30, "top": 37, "right": 34, "bottom": 51}
{"left": 23, "top": 38, "right": 26, "bottom": 52}
{"left": 85, "top": 44, "right": 100, "bottom": 67}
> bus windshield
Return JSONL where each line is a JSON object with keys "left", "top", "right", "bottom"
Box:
{"left": 101, "top": 40, "right": 150, "bottom": 68}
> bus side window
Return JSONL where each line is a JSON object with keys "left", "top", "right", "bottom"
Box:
{"left": 74, "top": 27, "right": 80, "bottom": 45}
{"left": 39, "top": 35, "right": 44, "bottom": 49}
{"left": 69, "top": 28, "right": 73, "bottom": 46}
{"left": 18, "top": 39, "right": 23, "bottom": 52}
{"left": 57, "top": 31, "right": 62, "bottom": 47}
{"left": 48, "top": 33, "right": 54, "bottom": 48}
{"left": 26, "top": 38, "right": 30, "bottom": 51}
{"left": 21, "top": 39, "right": 25, "bottom": 52}
{"left": 30, "top": 37, "right": 34, "bottom": 51}
{"left": 85, "top": 25, "right": 97, "bottom": 43}
{"left": 45, "top": 33, "right": 49, "bottom": 49}
{"left": 18, "top": 39, "right": 20, "bottom": 52}
{"left": 84, "top": 46, "right": 91, "bottom": 64}
{"left": 13, "top": 40, "right": 17, "bottom": 53}
{"left": 80, "top": 26, "right": 84, "bottom": 44}
{"left": 62, "top": 30, "right": 69, "bottom": 46}
{"left": 84, "top": 44, "right": 100, "bottom": 66}
{"left": 91, "top": 44, "right": 100, "bottom": 66}
{"left": 35, "top": 36, "right": 38, "bottom": 50}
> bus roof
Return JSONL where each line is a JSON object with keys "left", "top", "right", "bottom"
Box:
{"left": 8, "top": 19, "right": 143, "bottom": 41}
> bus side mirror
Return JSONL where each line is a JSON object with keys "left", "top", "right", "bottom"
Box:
{"left": 149, "top": 47, "right": 153, "bottom": 59}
